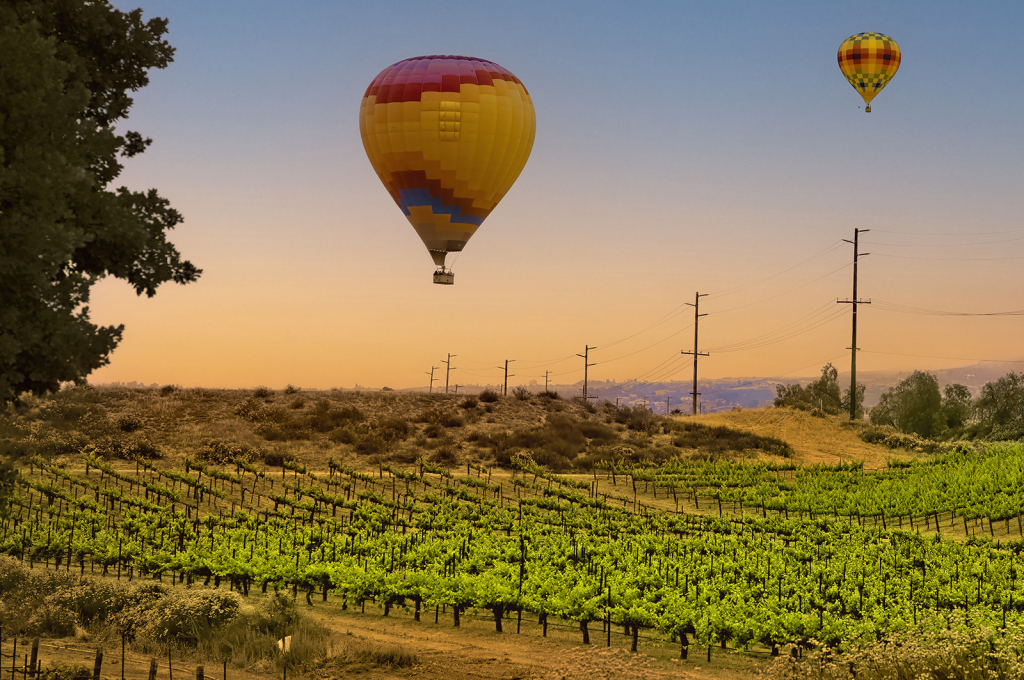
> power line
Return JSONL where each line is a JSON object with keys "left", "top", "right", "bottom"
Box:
{"left": 863, "top": 235, "right": 1024, "bottom": 247}
{"left": 870, "top": 299, "right": 1024, "bottom": 316}
{"left": 706, "top": 240, "right": 846, "bottom": 300}
{"left": 860, "top": 350, "right": 1024, "bottom": 364}
{"left": 871, "top": 228, "right": 1024, "bottom": 236}
{"left": 872, "top": 253, "right": 1024, "bottom": 261}
{"left": 711, "top": 261, "right": 853, "bottom": 316}
{"left": 706, "top": 300, "right": 845, "bottom": 353}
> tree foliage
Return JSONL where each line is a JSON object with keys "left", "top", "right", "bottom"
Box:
{"left": 0, "top": 0, "right": 200, "bottom": 402}
{"left": 774, "top": 363, "right": 864, "bottom": 419}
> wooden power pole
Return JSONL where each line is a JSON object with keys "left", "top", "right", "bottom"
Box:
{"left": 498, "top": 359, "right": 515, "bottom": 396}
{"left": 577, "top": 346, "right": 596, "bottom": 399}
{"left": 681, "top": 292, "right": 709, "bottom": 415}
{"left": 442, "top": 353, "right": 456, "bottom": 394}
{"left": 425, "top": 366, "right": 439, "bottom": 393}
{"left": 838, "top": 229, "right": 870, "bottom": 421}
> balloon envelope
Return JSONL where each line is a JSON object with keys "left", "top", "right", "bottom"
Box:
{"left": 359, "top": 55, "right": 536, "bottom": 271}
{"left": 837, "top": 33, "right": 901, "bottom": 110}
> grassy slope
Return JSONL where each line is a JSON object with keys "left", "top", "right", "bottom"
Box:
{"left": 696, "top": 407, "right": 918, "bottom": 469}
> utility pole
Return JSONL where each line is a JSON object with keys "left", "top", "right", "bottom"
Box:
{"left": 577, "top": 346, "right": 596, "bottom": 400}
{"left": 681, "top": 292, "right": 709, "bottom": 415}
{"left": 452, "top": 384, "right": 460, "bottom": 394}
{"left": 442, "top": 353, "right": 456, "bottom": 394}
{"left": 498, "top": 360, "right": 515, "bottom": 396}
{"left": 425, "top": 366, "right": 439, "bottom": 393}
{"left": 838, "top": 229, "right": 871, "bottom": 421}
{"left": 544, "top": 370, "right": 551, "bottom": 392}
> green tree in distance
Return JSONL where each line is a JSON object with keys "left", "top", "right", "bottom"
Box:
{"left": 869, "top": 371, "right": 948, "bottom": 438}
{"left": 0, "top": 0, "right": 200, "bottom": 402}
{"left": 774, "top": 363, "right": 863, "bottom": 418}
{"left": 974, "top": 372, "right": 1024, "bottom": 429}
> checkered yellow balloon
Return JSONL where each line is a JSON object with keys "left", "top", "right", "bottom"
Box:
{"left": 837, "top": 33, "right": 901, "bottom": 112}
{"left": 359, "top": 56, "right": 536, "bottom": 283}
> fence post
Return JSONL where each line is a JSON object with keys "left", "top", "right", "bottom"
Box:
{"left": 92, "top": 649, "right": 103, "bottom": 680}
{"left": 29, "top": 639, "right": 39, "bottom": 678}
{"left": 149, "top": 659, "right": 158, "bottom": 680}
{"left": 195, "top": 666, "right": 203, "bottom": 680}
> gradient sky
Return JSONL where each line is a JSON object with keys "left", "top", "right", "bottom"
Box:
{"left": 90, "top": 0, "right": 1024, "bottom": 391}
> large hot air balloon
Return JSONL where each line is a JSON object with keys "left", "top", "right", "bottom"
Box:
{"left": 837, "top": 33, "right": 901, "bottom": 112}
{"left": 359, "top": 55, "right": 536, "bottom": 285}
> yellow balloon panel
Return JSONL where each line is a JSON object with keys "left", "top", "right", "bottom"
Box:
{"left": 837, "top": 33, "right": 901, "bottom": 107}
{"left": 359, "top": 56, "right": 536, "bottom": 258}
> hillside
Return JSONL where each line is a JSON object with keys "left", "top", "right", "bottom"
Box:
{"left": 2, "top": 385, "right": 911, "bottom": 473}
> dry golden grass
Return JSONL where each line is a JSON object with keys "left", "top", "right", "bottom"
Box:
{"left": 692, "top": 407, "right": 922, "bottom": 469}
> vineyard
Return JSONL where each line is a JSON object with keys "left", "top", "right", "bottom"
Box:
{"left": 6, "top": 439, "right": 1024, "bottom": 668}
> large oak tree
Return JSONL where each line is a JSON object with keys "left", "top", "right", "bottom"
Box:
{"left": 0, "top": 0, "right": 200, "bottom": 402}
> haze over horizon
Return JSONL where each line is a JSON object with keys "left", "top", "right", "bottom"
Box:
{"left": 91, "top": 0, "right": 1024, "bottom": 391}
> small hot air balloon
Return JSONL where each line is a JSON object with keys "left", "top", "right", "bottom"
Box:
{"left": 359, "top": 55, "right": 536, "bottom": 284}
{"left": 837, "top": 33, "right": 901, "bottom": 112}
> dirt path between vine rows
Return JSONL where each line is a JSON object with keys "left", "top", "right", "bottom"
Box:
{"left": 299, "top": 600, "right": 769, "bottom": 680}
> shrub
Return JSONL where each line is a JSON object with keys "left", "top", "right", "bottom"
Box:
{"left": 288, "top": 397, "right": 306, "bottom": 409}
{"left": 428, "top": 444, "right": 458, "bottom": 465}
{"left": 283, "top": 384, "right": 300, "bottom": 395}
{"left": 115, "top": 413, "right": 144, "bottom": 432}
{"left": 159, "top": 384, "right": 178, "bottom": 396}
{"left": 571, "top": 395, "right": 597, "bottom": 413}
{"left": 142, "top": 588, "right": 243, "bottom": 642}
{"left": 460, "top": 396, "right": 478, "bottom": 409}
{"left": 306, "top": 400, "right": 365, "bottom": 432}
{"left": 327, "top": 427, "right": 357, "bottom": 445}
{"left": 671, "top": 422, "right": 793, "bottom": 458}
{"left": 376, "top": 417, "right": 412, "bottom": 442}
{"left": 27, "top": 600, "right": 78, "bottom": 636}
{"left": 355, "top": 433, "right": 388, "bottom": 456}
{"left": 539, "top": 390, "right": 560, "bottom": 400}
{"left": 30, "top": 429, "right": 89, "bottom": 457}
{"left": 196, "top": 439, "right": 261, "bottom": 464}
{"left": 479, "top": 389, "right": 500, "bottom": 403}
{"left": 611, "top": 404, "right": 658, "bottom": 432}
{"left": 263, "top": 450, "right": 296, "bottom": 467}
{"left": 252, "top": 386, "right": 273, "bottom": 399}
{"left": 439, "top": 412, "right": 464, "bottom": 428}
{"left": 99, "top": 434, "right": 161, "bottom": 460}
{"left": 512, "top": 386, "right": 531, "bottom": 401}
